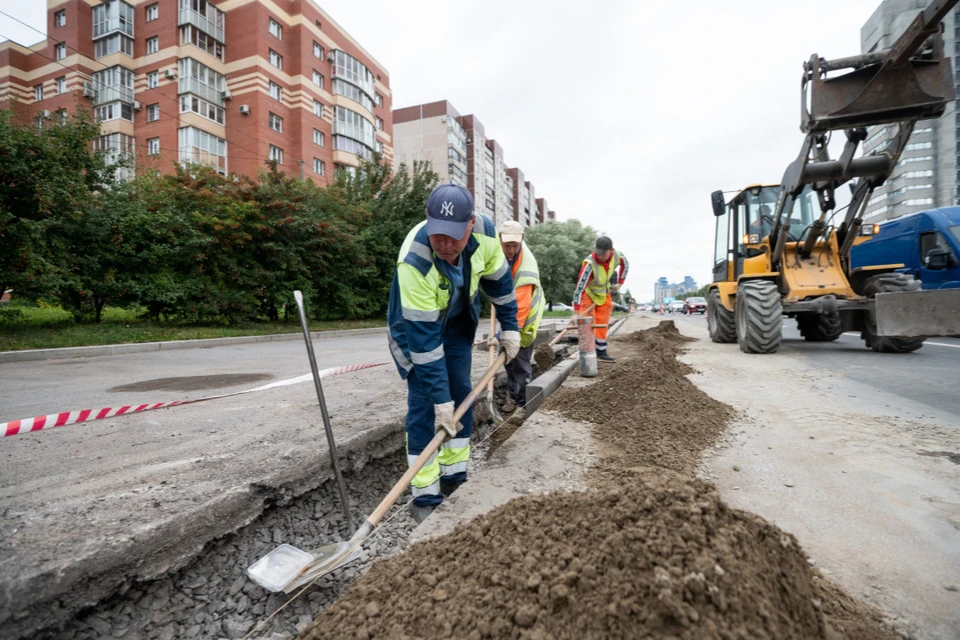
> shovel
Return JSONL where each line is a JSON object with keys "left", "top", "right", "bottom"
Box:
{"left": 248, "top": 353, "right": 507, "bottom": 593}
{"left": 485, "top": 306, "right": 501, "bottom": 422}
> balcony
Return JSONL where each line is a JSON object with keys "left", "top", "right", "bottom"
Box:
{"left": 93, "top": 85, "right": 134, "bottom": 106}
{"left": 178, "top": 7, "right": 224, "bottom": 43}
{"left": 333, "top": 121, "right": 375, "bottom": 149}
{"left": 179, "top": 77, "right": 224, "bottom": 106}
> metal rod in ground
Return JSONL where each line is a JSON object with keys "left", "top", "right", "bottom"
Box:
{"left": 293, "top": 290, "right": 354, "bottom": 534}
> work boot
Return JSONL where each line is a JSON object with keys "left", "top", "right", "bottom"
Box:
{"left": 597, "top": 353, "right": 617, "bottom": 363}
{"left": 501, "top": 399, "right": 516, "bottom": 413}
{"left": 409, "top": 502, "right": 437, "bottom": 524}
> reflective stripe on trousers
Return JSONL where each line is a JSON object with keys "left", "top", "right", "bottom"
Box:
{"left": 580, "top": 292, "right": 613, "bottom": 354}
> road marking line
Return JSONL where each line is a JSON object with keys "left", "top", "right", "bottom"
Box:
{"left": 925, "top": 341, "right": 960, "bottom": 349}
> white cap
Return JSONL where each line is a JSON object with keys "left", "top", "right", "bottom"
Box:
{"left": 499, "top": 220, "right": 525, "bottom": 243}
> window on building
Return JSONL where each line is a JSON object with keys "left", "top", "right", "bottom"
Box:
{"left": 93, "top": 66, "right": 135, "bottom": 104}
{"left": 313, "top": 70, "right": 324, "bottom": 89}
{"left": 333, "top": 105, "right": 375, "bottom": 149}
{"left": 313, "top": 100, "right": 323, "bottom": 118}
{"left": 332, "top": 79, "right": 373, "bottom": 112}
{"left": 179, "top": 94, "right": 224, "bottom": 124}
{"left": 904, "top": 198, "right": 934, "bottom": 206}
{"left": 269, "top": 145, "right": 283, "bottom": 164}
{"left": 332, "top": 50, "right": 375, "bottom": 97}
{"left": 55, "top": 10, "right": 66, "bottom": 27}
{"left": 56, "top": 109, "right": 67, "bottom": 125}
{"left": 314, "top": 158, "right": 325, "bottom": 175}
{"left": 269, "top": 112, "right": 283, "bottom": 132}
{"left": 485, "top": 199, "right": 495, "bottom": 212}
{"left": 269, "top": 81, "right": 282, "bottom": 101}
{"left": 902, "top": 170, "right": 934, "bottom": 179}
{"left": 375, "top": 139, "right": 382, "bottom": 153}
{"left": 375, "top": 92, "right": 383, "bottom": 107}
{"left": 94, "top": 102, "right": 133, "bottom": 122}
{"left": 313, "top": 128, "right": 324, "bottom": 146}
{"left": 146, "top": 3, "right": 158, "bottom": 21}
{"left": 94, "top": 33, "right": 134, "bottom": 58}
{"left": 178, "top": 57, "right": 227, "bottom": 106}
{"left": 55, "top": 77, "right": 66, "bottom": 94}
{"left": 268, "top": 18, "right": 282, "bottom": 39}
{"left": 55, "top": 43, "right": 66, "bottom": 60}
{"left": 147, "top": 71, "right": 158, "bottom": 88}
{"left": 34, "top": 85, "right": 43, "bottom": 101}
{"left": 179, "top": 126, "right": 227, "bottom": 175}
{"left": 905, "top": 141, "right": 933, "bottom": 151}
{"left": 93, "top": 0, "right": 134, "bottom": 39}
{"left": 313, "top": 41, "right": 323, "bottom": 59}
{"left": 147, "top": 103, "right": 160, "bottom": 121}
{"left": 179, "top": 0, "right": 225, "bottom": 41}
{"left": 375, "top": 116, "right": 383, "bottom": 130}
{"left": 179, "top": 25, "right": 225, "bottom": 60}
{"left": 269, "top": 49, "right": 282, "bottom": 69}
{"left": 146, "top": 36, "right": 159, "bottom": 54}
{"left": 147, "top": 137, "right": 160, "bottom": 155}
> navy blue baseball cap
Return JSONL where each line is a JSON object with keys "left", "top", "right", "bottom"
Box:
{"left": 425, "top": 184, "right": 475, "bottom": 238}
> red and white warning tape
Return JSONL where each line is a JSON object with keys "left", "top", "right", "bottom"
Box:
{"left": 2, "top": 361, "right": 389, "bottom": 438}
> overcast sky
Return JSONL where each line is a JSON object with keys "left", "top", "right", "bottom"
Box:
{"left": 1, "top": 0, "right": 884, "bottom": 300}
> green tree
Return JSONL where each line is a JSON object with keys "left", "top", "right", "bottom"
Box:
{"left": 524, "top": 220, "right": 598, "bottom": 309}
{"left": 0, "top": 109, "right": 111, "bottom": 304}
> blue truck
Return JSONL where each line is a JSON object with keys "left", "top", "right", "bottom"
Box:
{"left": 852, "top": 207, "right": 960, "bottom": 290}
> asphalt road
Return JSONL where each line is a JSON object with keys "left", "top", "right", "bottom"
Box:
{"left": 667, "top": 313, "right": 960, "bottom": 419}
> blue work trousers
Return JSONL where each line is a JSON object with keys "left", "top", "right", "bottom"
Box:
{"left": 405, "top": 317, "right": 474, "bottom": 506}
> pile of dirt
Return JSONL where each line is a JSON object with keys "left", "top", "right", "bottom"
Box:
{"left": 301, "top": 476, "right": 893, "bottom": 640}
{"left": 547, "top": 320, "right": 733, "bottom": 484}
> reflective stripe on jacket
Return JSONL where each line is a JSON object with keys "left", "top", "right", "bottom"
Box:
{"left": 387, "top": 214, "right": 519, "bottom": 405}
{"left": 513, "top": 242, "right": 545, "bottom": 348}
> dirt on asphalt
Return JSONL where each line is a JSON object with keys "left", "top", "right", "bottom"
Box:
{"left": 299, "top": 320, "right": 897, "bottom": 640}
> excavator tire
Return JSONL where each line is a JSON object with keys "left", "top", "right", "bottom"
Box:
{"left": 796, "top": 312, "right": 843, "bottom": 342}
{"left": 735, "top": 280, "right": 782, "bottom": 354}
{"left": 707, "top": 289, "right": 736, "bottom": 343}
{"left": 861, "top": 273, "right": 925, "bottom": 353}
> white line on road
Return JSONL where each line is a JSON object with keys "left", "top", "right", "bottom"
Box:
{"left": 925, "top": 341, "right": 960, "bottom": 349}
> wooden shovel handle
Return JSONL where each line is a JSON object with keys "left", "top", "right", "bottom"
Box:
{"left": 366, "top": 352, "right": 507, "bottom": 527}
{"left": 548, "top": 303, "right": 596, "bottom": 346}
{"left": 488, "top": 306, "right": 497, "bottom": 387}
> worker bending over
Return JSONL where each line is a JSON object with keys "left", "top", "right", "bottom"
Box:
{"left": 497, "top": 221, "right": 545, "bottom": 414}
{"left": 387, "top": 184, "right": 520, "bottom": 523}
{"left": 573, "top": 236, "right": 629, "bottom": 362}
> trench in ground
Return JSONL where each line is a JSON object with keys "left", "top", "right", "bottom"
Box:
{"left": 37, "top": 343, "right": 576, "bottom": 640}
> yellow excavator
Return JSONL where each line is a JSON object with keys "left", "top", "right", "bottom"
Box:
{"left": 709, "top": 0, "right": 960, "bottom": 353}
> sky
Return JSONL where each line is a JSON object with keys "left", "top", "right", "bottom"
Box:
{"left": 0, "top": 0, "right": 884, "bottom": 301}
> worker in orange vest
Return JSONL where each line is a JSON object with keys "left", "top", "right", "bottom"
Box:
{"left": 572, "top": 236, "right": 629, "bottom": 362}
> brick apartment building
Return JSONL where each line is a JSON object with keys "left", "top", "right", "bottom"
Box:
{"left": 393, "top": 99, "right": 556, "bottom": 229}
{"left": 0, "top": 0, "right": 393, "bottom": 184}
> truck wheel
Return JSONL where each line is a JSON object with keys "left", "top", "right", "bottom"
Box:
{"left": 796, "top": 312, "right": 842, "bottom": 341}
{"left": 707, "top": 289, "right": 736, "bottom": 343}
{"left": 736, "top": 280, "right": 782, "bottom": 354}
{"left": 861, "top": 273, "right": 924, "bottom": 353}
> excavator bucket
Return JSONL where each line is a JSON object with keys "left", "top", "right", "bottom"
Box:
{"left": 802, "top": 0, "right": 957, "bottom": 133}
{"left": 875, "top": 290, "right": 960, "bottom": 337}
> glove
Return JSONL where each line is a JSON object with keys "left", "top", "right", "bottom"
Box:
{"left": 610, "top": 283, "right": 622, "bottom": 294}
{"left": 500, "top": 330, "right": 521, "bottom": 363}
{"left": 434, "top": 401, "right": 457, "bottom": 437}
{"left": 487, "top": 330, "right": 500, "bottom": 350}
{"left": 573, "top": 303, "right": 581, "bottom": 313}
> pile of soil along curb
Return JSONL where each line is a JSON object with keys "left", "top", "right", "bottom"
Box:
{"left": 301, "top": 321, "right": 895, "bottom": 639}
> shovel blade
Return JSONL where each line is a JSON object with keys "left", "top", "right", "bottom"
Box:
{"left": 282, "top": 540, "right": 363, "bottom": 593}
{"left": 876, "top": 289, "right": 960, "bottom": 337}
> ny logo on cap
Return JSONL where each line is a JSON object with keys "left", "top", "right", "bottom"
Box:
{"left": 440, "top": 201, "right": 455, "bottom": 217}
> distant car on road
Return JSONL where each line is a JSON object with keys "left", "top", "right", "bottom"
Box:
{"left": 668, "top": 300, "right": 686, "bottom": 313}
{"left": 550, "top": 302, "right": 573, "bottom": 311}
{"left": 683, "top": 297, "right": 707, "bottom": 314}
